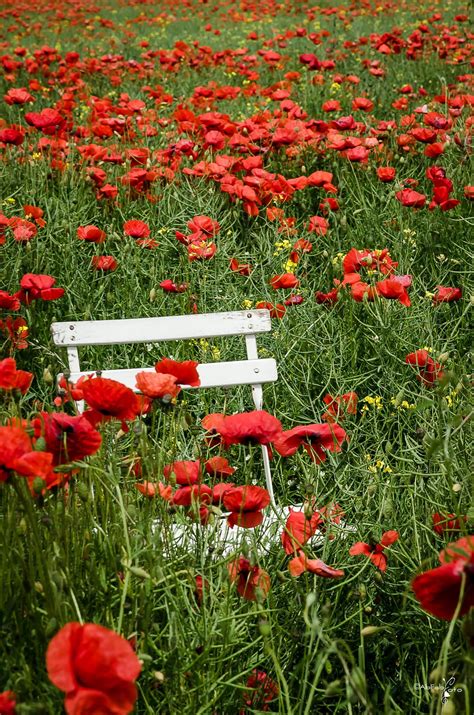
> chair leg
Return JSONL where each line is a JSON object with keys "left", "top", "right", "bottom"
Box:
{"left": 261, "top": 443, "right": 276, "bottom": 507}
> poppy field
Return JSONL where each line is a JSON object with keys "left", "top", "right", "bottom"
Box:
{"left": 0, "top": 0, "right": 473, "bottom": 712}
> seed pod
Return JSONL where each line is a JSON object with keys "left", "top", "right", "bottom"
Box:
{"left": 429, "top": 667, "right": 443, "bottom": 684}
{"left": 325, "top": 680, "right": 342, "bottom": 697}
{"left": 76, "top": 482, "right": 89, "bottom": 502}
{"left": 43, "top": 367, "right": 54, "bottom": 384}
{"left": 129, "top": 566, "right": 151, "bottom": 580}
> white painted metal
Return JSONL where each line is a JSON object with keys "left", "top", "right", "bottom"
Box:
{"left": 52, "top": 309, "right": 278, "bottom": 505}
{"left": 160, "top": 504, "right": 356, "bottom": 559}
{"left": 244, "top": 334, "right": 275, "bottom": 504}
{"left": 63, "top": 358, "right": 277, "bottom": 392}
{"left": 51, "top": 310, "right": 271, "bottom": 347}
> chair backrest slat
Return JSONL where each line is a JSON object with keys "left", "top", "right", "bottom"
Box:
{"left": 51, "top": 310, "right": 271, "bottom": 347}
{"left": 66, "top": 358, "right": 277, "bottom": 392}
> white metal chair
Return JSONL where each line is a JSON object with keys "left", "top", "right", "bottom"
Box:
{"left": 51, "top": 310, "right": 278, "bottom": 504}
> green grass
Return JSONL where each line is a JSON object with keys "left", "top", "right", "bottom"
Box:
{"left": 0, "top": 0, "right": 473, "bottom": 712}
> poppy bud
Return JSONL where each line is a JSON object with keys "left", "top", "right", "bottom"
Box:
{"left": 441, "top": 702, "right": 456, "bottom": 715}
{"left": 18, "top": 518, "right": 27, "bottom": 534}
{"left": 76, "top": 482, "right": 89, "bottom": 502}
{"left": 43, "top": 367, "right": 54, "bottom": 384}
{"left": 35, "top": 436, "right": 47, "bottom": 451}
{"left": 32, "top": 477, "right": 45, "bottom": 493}
{"left": 46, "top": 617, "right": 58, "bottom": 637}
{"left": 149, "top": 288, "right": 156, "bottom": 302}
{"left": 361, "top": 626, "right": 382, "bottom": 637}
{"left": 394, "top": 389, "right": 405, "bottom": 407}
{"left": 34, "top": 581, "right": 44, "bottom": 593}
{"left": 129, "top": 566, "right": 151, "bottom": 580}
{"left": 258, "top": 620, "right": 271, "bottom": 637}
{"left": 429, "top": 667, "right": 443, "bottom": 684}
{"left": 325, "top": 680, "right": 342, "bottom": 697}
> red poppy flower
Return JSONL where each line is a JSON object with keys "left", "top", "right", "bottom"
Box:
{"left": 229, "top": 258, "right": 252, "bottom": 276}
{"left": 349, "top": 530, "right": 399, "bottom": 572}
{"left": 228, "top": 557, "right": 271, "bottom": 601}
{"left": 77, "top": 225, "right": 106, "bottom": 243}
{"left": 288, "top": 551, "right": 345, "bottom": 578}
{"left": 432, "top": 286, "right": 462, "bottom": 304}
{"left": 171, "top": 484, "right": 213, "bottom": 507}
{"left": 219, "top": 410, "right": 283, "bottom": 447}
{"left": 0, "top": 291, "right": 20, "bottom": 311}
{"left": 187, "top": 215, "right": 220, "bottom": 239}
{"left": 0, "top": 690, "right": 16, "bottom": 714}
{"left": 159, "top": 279, "right": 188, "bottom": 293}
{"left": 25, "top": 108, "right": 64, "bottom": 131}
{"left": 201, "top": 412, "right": 226, "bottom": 446}
{"left": 135, "top": 372, "right": 180, "bottom": 400}
{"left": 405, "top": 350, "right": 444, "bottom": 386}
{"left": 204, "top": 456, "right": 235, "bottom": 478}
{"left": 307, "top": 215, "right": 329, "bottom": 235}
{"left": 376, "top": 276, "right": 411, "bottom": 307}
{"left": 242, "top": 670, "right": 279, "bottom": 710}
{"left": 211, "top": 481, "right": 235, "bottom": 504}
{"left": 223, "top": 485, "right": 270, "bottom": 528}
{"left": 154, "top": 358, "right": 200, "bottom": 387}
{"left": 18, "top": 274, "right": 64, "bottom": 304}
{"left": 342, "top": 247, "right": 398, "bottom": 276}
{"left": 269, "top": 273, "right": 300, "bottom": 290}
{"left": 163, "top": 459, "right": 201, "bottom": 486}
{"left": 91, "top": 256, "right": 117, "bottom": 271}
{"left": 123, "top": 220, "right": 150, "bottom": 238}
{"left": 432, "top": 513, "right": 467, "bottom": 537}
{"left": 255, "top": 301, "right": 286, "bottom": 318}
{"left": 315, "top": 288, "right": 339, "bottom": 304}
{"left": 0, "top": 317, "right": 29, "bottom": 350}
{"left": 377, "top": 167, "right": 396, "bottom": 182}
{"left": 81, "top": 377, "right": 140, "bottom": 428}
{"left": 395, "top": 189, "right": 426, "bottom": 208}
{"left": 412, "top": 536, "right": 474, "bottom": 620}
{"left": 274, "top": 423, "right": 347, "bottom": 463}
{"left": 187, "top": 241, "right": 217, "bottom": 261}
{"left": 135, "top": 481, "right": 173, "bottom": 500}
{"left": 4, "top": 87, "right": 34, "bottom": 105}
{"left": 194, "top": 575, "right": 210, "bottom": 606}
{"left": 0, "top": 126, "right": 25, "bottom": 145}
{"left": 0, "top": 425, "right": 53, "bottom": 484}
{"left": 23, "top": 205, "right": 45, "bottom": 227}
{"left": 281, "top": 508, "right": 322, "bottom": 554}
{"left": 348, "top": 280, "right": 374, "bottom": 302}
{"left": 322, "top": 392, "right": 358, "bottom": 423}
{"left": 10, "top": 216, "right": 38, "bottom": 243}
{"left": 33, "top": 412, "right": 102, "bottom": 466}
{"left": 0, "top": 357, "right": 33, "bottom": 394}
{"left": 46, "top": 622, "right": 141, "bottom": 715}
